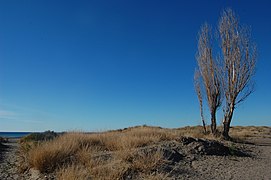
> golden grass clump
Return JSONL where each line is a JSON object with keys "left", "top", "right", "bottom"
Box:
{"left": 28, "top": 133, "right": 84, "bottom": 172}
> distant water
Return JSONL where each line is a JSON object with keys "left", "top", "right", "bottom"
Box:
{"left": 0, "top": 132, "right": 32, "bottom": 138}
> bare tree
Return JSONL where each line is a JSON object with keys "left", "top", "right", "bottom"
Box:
{"left": 194, "top": 70, "right": 207, "bottom": 133}
{"left": 219, "top": 9, "right": 257, "bottom": 139}
{"left": 195, "top": 24, "right": 223, "bottom": 134}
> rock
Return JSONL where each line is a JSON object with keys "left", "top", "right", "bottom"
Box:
{"left": 159, "top": 148, "right": 183, "bottom": 162}
{"left": 180, "top": 137, "right": 233, "bottom": 156}
{"left": 29, "top": 169, "right": 43, "bottom": 179}
{"left": 180, "top": 137, "right": 197, "bottom": 145}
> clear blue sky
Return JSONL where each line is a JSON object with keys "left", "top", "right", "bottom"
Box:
{"left": 0, "top": 0, "right": 270, "bottom": 132}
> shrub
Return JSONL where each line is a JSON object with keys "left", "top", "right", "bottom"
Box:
{"left": 20, "top": 130, "right": 58, "bottom": 143}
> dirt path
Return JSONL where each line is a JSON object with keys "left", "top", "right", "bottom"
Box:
{"left": 0, "top": 139, "right": 47, "bottom": 180}
{"left": 0, "top": 139, "right": 23, "bottom": 180}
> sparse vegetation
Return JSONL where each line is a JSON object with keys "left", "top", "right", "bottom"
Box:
{"left": 230, "top": 126, "right": 271, "bottom": 141}
{"left": 19, "top": 126, "right": 181, "bottom": 177}
{"left": 17, "top": 125, "right": 266, "bottom": 179}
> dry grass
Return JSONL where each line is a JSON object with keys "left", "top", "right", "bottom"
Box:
{"left": 19, "top": 126, "right": 180, "bottom": 178}
{"left": 57, "top": 165, "right": 90, "bottom": 180}
{"left": 19, "top": 125, "right": 269, "bottom": 179}
{"left": 230, "top": 126, "right": 271, "bottom": 141}
{"left": 57, "top": 143, "right": 165, "bottom": 179}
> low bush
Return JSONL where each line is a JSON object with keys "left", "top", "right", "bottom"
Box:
{"left": 20, "top": 130, "right": 58, "bottom": 143}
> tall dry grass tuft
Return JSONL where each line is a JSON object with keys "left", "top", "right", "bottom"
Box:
{"left": 28, "top": 133, "right": 82, "bottom": 172}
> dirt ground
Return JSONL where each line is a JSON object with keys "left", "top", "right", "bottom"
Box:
{"left": 189, "top": 139, "right": 271, "bottom": 180}
{"left": 1, "top": 132, "right": 271, "bottom": 180}
{"left": 0, "top": 139, "right": 26, "bottom": 180}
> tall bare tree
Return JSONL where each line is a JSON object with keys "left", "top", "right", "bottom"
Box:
{"left": 194, "top": 70, "right": 207, "bottom": 133}
{"left": 195, "top": 24, "right": 223, "bottom": 134}
{"left": 219, "top": 9, "right": 257, "bottom": 138}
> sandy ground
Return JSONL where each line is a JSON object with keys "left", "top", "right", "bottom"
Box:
{"left": 0, "top": 136, "right": 271, "bottom": 180}
{"left": 189, "top": 141, "right": 271, "bottom": 180}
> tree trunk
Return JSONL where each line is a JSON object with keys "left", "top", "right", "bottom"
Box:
{"left": 200, "top": 107, "right": 207, "bottom": 134}
{"left": 210, "top": 110, "right": 217, "bottom": 134}
{"left": 223, "top": 121, "right": 230, "bottom": 139}
{"left": 202, "top": 120, "right": 207, "bottom": 134}
{"left": 222, "top": 104, "right": 234, "bottom": 139}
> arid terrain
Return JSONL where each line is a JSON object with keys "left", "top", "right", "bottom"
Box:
{"left": 0, "top": 126, "right": 271, "bottom": 180}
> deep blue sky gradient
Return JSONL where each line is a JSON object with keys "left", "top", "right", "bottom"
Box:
{"left": 0, "top": 0, "right": 270, "bottom": 131}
